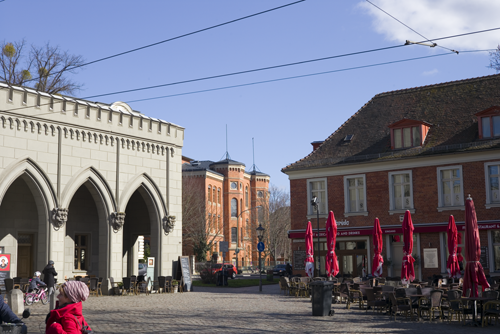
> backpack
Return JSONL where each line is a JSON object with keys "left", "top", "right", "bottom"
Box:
{"left": 74, "top": 315, "right": 93, "bottom": 334}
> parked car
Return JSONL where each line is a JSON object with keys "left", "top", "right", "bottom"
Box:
{"left": 273, "top": 264, "right": 287, "bottom": 276}
{"left": 203, "top": 263, "right": 238, "bottom": 279}
{"left": 138, "top": 263, "right": 147, "bottom": 276}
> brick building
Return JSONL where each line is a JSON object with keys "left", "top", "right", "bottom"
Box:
{"left": 182, "top": 156, "right": 269, "bottom": 268}
{"left": 282, "top": 74, "right": 500, "bottom": 280}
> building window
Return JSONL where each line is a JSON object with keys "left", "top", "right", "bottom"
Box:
{"left": 217, "top": 188, "right": 221, "bottom": 204}
{"left": 213, "top": 187, "right": 216, "bottom": 203}
{"left": 231, "top": 198, "right": 238, "bottom": 217}
{"left": 74, "top": 234, "right": 88, "bottom": 270}
{"left": 481, "top": 116, "right": 500, "bottom": 138}
{"left": 230, "top": 182, "right": 237, "bottom": 190}
{"left": 23, "top": 90, "right": 27, "bottom": 104}
{"left": 437, "top": 166, "right": 464, "bottom": 208}
{"left": 231, "top": 227, "right": 237, "bottom": 243}
{"left": 485, "top": 162, "right": 500, "bottom": 205}
{"left": 246, "top": 219, "right": 250, "bottom": 237}
{"left": 308, "top": 178, "right": 327, "bottom": 215}
{"left": 208, "top": 186, "right": 212, "bottom": 202}
{"left": 492, "top": 231, "right": 500, "bottom": 271}
{"left": 8, "top": 87, "right": 13, "bottom": 101}
{"left": 245, "top": 187, "right": 249, "bottom": 207}
{"left": 389, "top": 171, "right": 413, "bottom": 211}
{"left": 257, "top": 191, "right": 264, "bottom": 198}
{"left": 344, "top": 175, "right": 367, "bottom": 214}
{"left": 393, "top": 127, "right": 421, "bottom": 149}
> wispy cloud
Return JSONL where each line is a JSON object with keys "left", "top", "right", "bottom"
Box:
{"left": 358, "top": 0, "right": 500, "bottom": 50}
{"left": 422, "top": 69, "right": 438, "bottom": 76}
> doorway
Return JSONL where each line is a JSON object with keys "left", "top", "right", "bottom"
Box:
{"left": 336, "top": 240, "right": 367, "bottom": 277}
{"left": 17, "top": 234, "right": 33, "bottom": 278}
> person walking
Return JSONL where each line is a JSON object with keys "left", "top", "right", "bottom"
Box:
{"left": 42, "top": 260, "right": 58, "bottom": 310}
{"left": 46, "top": 281, "right": 91, "bottom": 334}
{"left": 285, "top": 262, "right": 292, "bottom": 277}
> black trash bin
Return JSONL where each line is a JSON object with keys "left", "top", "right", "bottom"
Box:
{"left": 310, "top": 281, "right": 334, "bottom": 316}
{"left": 216, "top": 271, "right": 228, "bottom": 286}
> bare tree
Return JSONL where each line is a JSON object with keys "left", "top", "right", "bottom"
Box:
{"left": 182, "top": 177, "right": 224, "bottom": 262}
{"left": 256, "top": 185, "right": 291, "bottom": 265}
{"left": 488, "top": 45, "right": 500, "bottom": 72}
{"left": 1, "top": 40, "right": 84, "bottom": 94}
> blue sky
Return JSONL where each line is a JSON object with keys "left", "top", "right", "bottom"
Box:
{"left": 2, "top": 0, "right": 499, "bottom": 190}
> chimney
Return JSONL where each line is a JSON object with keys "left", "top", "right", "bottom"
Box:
{"left": 311, "top": 141, "right": 324, "bottom": 152}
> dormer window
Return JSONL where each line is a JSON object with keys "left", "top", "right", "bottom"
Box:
{"left": 476, "top": 106, "right": 500, "bottom": 139}
{"left": 388, "top": 119, "right": 431, "bottom": 150}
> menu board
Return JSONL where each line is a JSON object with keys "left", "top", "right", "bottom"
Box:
{"left": 293, "top": 250, "right": 306, "bottom": 270}
{"left": 178, "top": 256, "right": 192, "bottom": 292}
{"left": 480, "top": 246, "right": 489, "bottom": 269}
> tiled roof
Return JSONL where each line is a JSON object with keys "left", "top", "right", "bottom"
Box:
{"left": 182, "top": 160, "right": 224, "bottom": 176}
{"left": 210, "top": 158, "right": 246, "bottom": 167}
{"left": 283, "top": 73, "right": 500, "bottom": 172}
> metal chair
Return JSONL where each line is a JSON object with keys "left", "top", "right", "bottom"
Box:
{"left": 482, "top": 300, "right": 500, "bottom": 327}
{"left": 97, "top": 277, "right": 103, "bottom": 296}
{"left": 121, "top": 277, "right": 135, "bottom": 296}
{"left": 109, "top": 277, "right": 121, "bottom": 295}
{"left": 89, "top": 278, "right": 99, "bottom": 297}
{"left": 418, "top": 290, "right": 443, "bottom": 321}
{"left": 388, "top": 292, "right": 413, "bottom": 321}
{"left": 4, "top": 279, "right": 13, "bottom": 294}
{"left": 365, "top": 288, "right": 388, "bottom": 313}
{"left": 137, "top": 277, "right": 151, "bottom": 295}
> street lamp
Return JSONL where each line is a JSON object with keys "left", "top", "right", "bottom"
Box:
{"left": 236, "top": 205, "right": 262, "bottom": 273}
{"left": 256, "top": 223, "right": 265, "bottom": 292}
{"left": 311, "top": 195, "right": 321, "bottom": 277}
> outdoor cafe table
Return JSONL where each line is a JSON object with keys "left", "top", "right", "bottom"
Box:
{"left": 461, "top": 296, "right": 496, "bottom": 326}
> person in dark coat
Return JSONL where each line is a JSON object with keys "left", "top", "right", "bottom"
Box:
{"left": 28, "top": 271, "right": 46, "bottom": 292}
{"left": 0, "top": 295, "right": 27, "bottom": 333}
{"left": 285, "top": 263, "right": 292, "bottom": 277}
{"left": 42, "top": 260, "right": 58, "bottom": 310}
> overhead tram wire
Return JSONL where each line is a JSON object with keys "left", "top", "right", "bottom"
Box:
{"left": 82, "top": 24, "right": 500, "bottom": 100}
{"left": 19, "top": 0, "right": 307, "bottom": 85}
{"left": 125, "top": 52, "right": 458, "bottom": 103}
{"left": 365, "top": 0, "right": 459, "bottom": 54}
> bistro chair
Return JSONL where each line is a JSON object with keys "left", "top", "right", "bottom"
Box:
{"left": 4, "top": 279, "right": 13, "bottom": 294}
{"left": 96, "top": 277, "right": 103, "bottom": 296}
{"left": 365, "top": 288, "right": 388, "bottom": 313}
{"left": 483, "top": 290, "right": 500, "bottom": 300}
{"left": 89, "top": 277, "right": 99, "bottom": 297}
{"left": 137, "top": 277, "right": 151, "bottom": 295}
{"left": 121, "top": 277, "right": 135, "bottom": 296}
{"left": 109, "top": 277, "right": 121, "bottom": 295}
{"left": 388, "top": 292, "right": 413, "bottom": 321}
{"left": 482, "top": 300, "right": 500, "bottom": 327}
{"left": 20, "top": 278, "right": 30, "bottom": 293}
{"left": 279, "top": 277, "right": 289, "bottom": 295}
{"left": 12, "top": 277, "right": 21, "bottom": 290}
{"left": 418, "top": 290, "right": 443, "bottom": 321}
{"left": 165, "top": 276, "right": 173, "bottom": 293}
{"left": 157, "top": 276, "right": 166, "bottom": 293}
{"left": 447, "top": 289, "right": 463, "bottom": 322}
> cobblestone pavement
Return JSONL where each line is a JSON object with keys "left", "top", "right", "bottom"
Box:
{"left": 24, "top": 284, "right": 499, "bottom": 333}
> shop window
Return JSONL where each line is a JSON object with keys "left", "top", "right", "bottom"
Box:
{"left": 308, "top": 178, "right": 327, "bottom": 215}
{"left": 74, "top": 234, "right": 88, "bottom": 270}
{"left": 493, "top": 231, "right": 500, "bottom": 271}
{"left": 437, "top": 166, "right": 464, "bottom": 209}
{"left": 389, "top": 171, "right": 414, "bottom": 212}
{"left": 485, "top": 162, "right": 500, "bottom": 206}
{"left": 344, "top": 175, "right": 367, "bottom": 215}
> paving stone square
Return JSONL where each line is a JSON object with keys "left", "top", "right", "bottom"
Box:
{"left": 23, "top": 284, "right": 500, "bottom": 333}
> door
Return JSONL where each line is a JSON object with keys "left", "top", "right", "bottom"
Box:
{"left": 17, "top": 234, "right": 33, "bottom": 278}
{"left": 336, "top": 240, "right": 367, "bottom": 277}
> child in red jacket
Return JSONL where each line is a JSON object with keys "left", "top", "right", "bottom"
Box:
{"left": 45, "top": 281, "right": 91, "bottom": 334}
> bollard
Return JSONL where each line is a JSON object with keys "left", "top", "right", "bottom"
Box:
{"left": 8, "top": 289, "right": 24, "bottom": 315}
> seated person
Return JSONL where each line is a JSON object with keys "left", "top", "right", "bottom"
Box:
{"left": 0, "top": 295, "right": 27, "bottom": 334}
{"left": 28, "top": 271, "right": 47, "bottom": 292}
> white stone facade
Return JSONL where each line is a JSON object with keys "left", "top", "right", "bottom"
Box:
{"left": 0, "top": 83, "right": 183, "bottom": 292}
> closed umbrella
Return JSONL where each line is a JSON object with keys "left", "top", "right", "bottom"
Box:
{"left": 463, "top": 196, "right": 490, "bottom": 297}
{"left": 457, "top": 232, "right": 464, "bottom": 271}
{"left": 325, "top": 211, "right": 339, "bottom": 278}
{"left": 372, "top": 218, "right": 384, "bottom": 277}
{"left": 446, "top": 215, "right": 461, "bottom": 279}
{"left": 401, "top": 210, "right": 415, "bottom": 285}
{"left": 305, "top": 221, "right": 314, "bottom": 278}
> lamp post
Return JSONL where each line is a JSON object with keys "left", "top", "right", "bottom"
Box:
{"left": 256, "top": 223, "right": 265, "bottom": 292}
{"left": 311, "top": 195, "right": 321, "bottom": 277}
{"left": 236, "top": 205, "right": 262, "bottom": 273}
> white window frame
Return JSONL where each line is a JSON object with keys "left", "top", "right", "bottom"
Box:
{"left": 484, "top": 161, "right": 500, "bottom": 208}
{"left": 488, "top": 230, "right": 500, "bottom": 272}
{"left": 307, "top": 177, "right": 328, "bottom": 218}
{"left": 436, "top": 165, "right": 464, "bottom": 211}
{"left": 343, "top": 174, "right": 368, "bottom": 217}
{"left": 388, "top": 170, "right": 415, "bottom": 215}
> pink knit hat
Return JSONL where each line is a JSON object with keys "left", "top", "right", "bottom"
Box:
{"left": 63, "top": 281, "right": 89, "bottom": 303}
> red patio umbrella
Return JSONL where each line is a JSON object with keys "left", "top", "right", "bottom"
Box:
{"left": 305, "top": 221, "right": 314, "bottom": 278}
{"left": 401, "top": 210, "right": 415, "bottom": 285}
{"left": 325, "top": 211, "right": 339, "bottom": 278}
{"left": 372, "top": 218, "right": 384, "bottom": 277}
{"left": 462, "top": 196, "right": 490, "bottom": 297}
{"left": 446, "top": 215, "right": 461, "bottom": 279}
{"left": 457, "top": 232, "right": 464, "bottom": 268}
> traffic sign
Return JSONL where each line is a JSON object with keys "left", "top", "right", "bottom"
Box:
{"left": 257, "top": 242, "right": 264, "bottom": 252}
{"left": 219, "top": 241, "right": 229, "bottom": 253}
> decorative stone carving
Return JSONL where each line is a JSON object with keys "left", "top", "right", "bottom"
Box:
{"left": 162, "top": 215, "right": 176, "bottom": 235}
{"left": 51, "top": 208, "right": 68, "bottom": 230}
{"left": 110, "top": 212, "right": 126, "bottom": 232}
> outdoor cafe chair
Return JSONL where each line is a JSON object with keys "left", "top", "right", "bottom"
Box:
{"left": 365, "top": 288, "right": 387, "bottom": 313}
{"left": 96, "top": 277, "right": 103, "bottom": 296}
{"left": 158, "top": 276, "right": 166, "bottom": 293}
{"left": 418, "top": 290, "right": 443, "bottom": 321}
{"left": 12, "top": 277, "right": 21, "bottom": 290}
{"left": 483, "top": 290, "right": 500, "bottom": 300}
{"left": 482, "top": 300, "right": 500, "bottom": 327}
{"left": 89, "top": 278, "right": 99, "bottom": 297}
{"left": 165, "top": 276, "right": 173, "bottom": 293}
{"left": 109, "top": 277, "right": 121, "bottom": 295}
{"left": 388, "top": 292, "right": 413, "bottom": 321}
{"left": 349, "top": 285, "right": 365, "bottom": 310}
{"left": 446, "top": 289, "right": 464, "bottom": 323}
{"left": 20, "top": 278, "right": 30, "bottom": 292}
{"left": 279, "top": 277, "right": 289, "bottom": 295}
{"left": 137, "top": 277, "right": 151, "bottom": 295}
{"left": 122, "top": 277, "right": 135, "bottom": 296}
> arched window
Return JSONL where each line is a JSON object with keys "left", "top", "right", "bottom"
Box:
{"left": 218, "top": 188, "right": 221, "bottom": 204}
{"left": 208, "top": 186, "right": 212, "bottom": 202}
{"left": 245, "top": 186, "right": 249, "bottom": 207}
{"left": 231, "top": 198, "right": 238, "bottom": 217}
{"left": 240, "top": 199, "right": 243, "bottom": 214}
{"left": 213, "top": 187, "right": 216, "bottom": 202}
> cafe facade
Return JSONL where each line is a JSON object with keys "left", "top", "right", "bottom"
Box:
{"left": 283, "top": 74, "right": 500, "bottom": 280}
